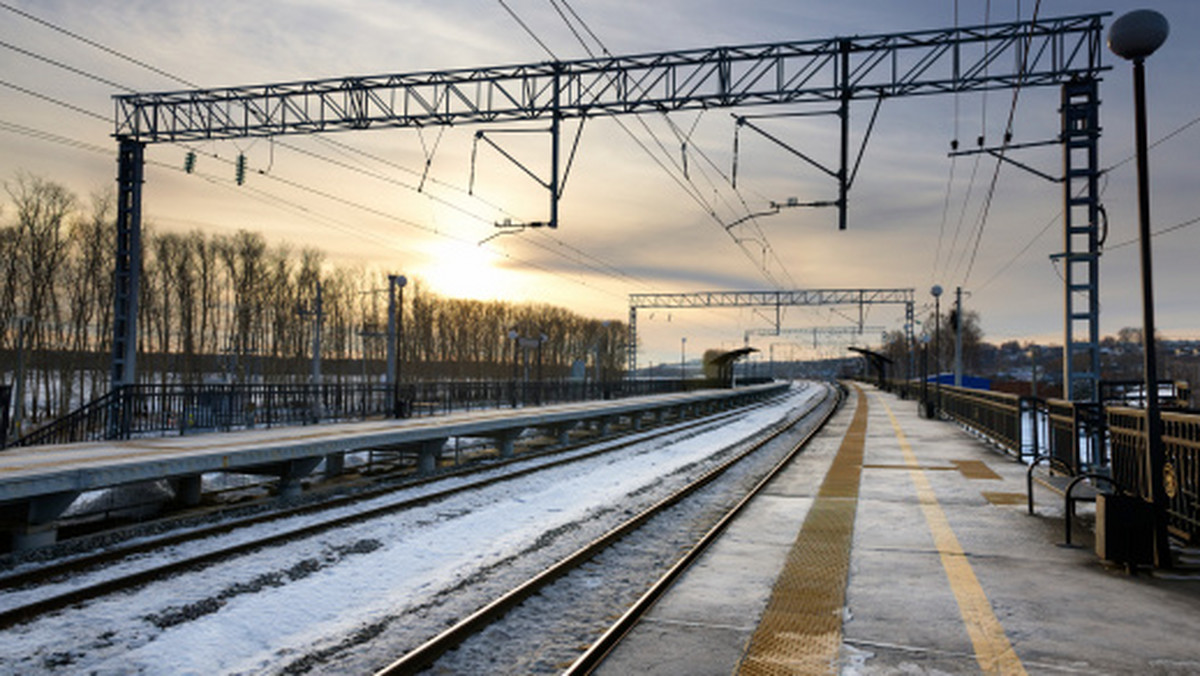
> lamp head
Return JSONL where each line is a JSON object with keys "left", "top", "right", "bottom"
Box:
{"left": 1109, "top": 9, "right": 1169, "bottom": 61}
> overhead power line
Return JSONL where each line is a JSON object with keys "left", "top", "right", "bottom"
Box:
{"left": 961, "top": 0, "right": 1042, "bottom": 286}
{"left": 0, "top": 1, "right": 198, "bottom": 88}
{"left": 0, "top": 78, "right": 108, "bottom": 122}
{"left": 1107, "top": 215, "right": 1200, "bottom": 251}
{"left": 974, "top": 108, "right": 1200, "bottom": 292}
{"left": 532, "top": 0, "right": 797, "bottom": 289}
{"left": 0, "top": 38, "right": 133, "bottom": 92}
{"left": 0, "top": 6, "right": 662, "bottom": 302}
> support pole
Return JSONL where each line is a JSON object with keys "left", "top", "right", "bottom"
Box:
{"left": 627, "top": 305, "right": 638, "bottom": 376}
{"left": 387, "top": 274, "right": 407, "bottom": 417}
{"left": 111, "top": 138, "right": 144, "bottom": 390}
{"left": 550, "top": 64, "right": 561, "bottom": 229}
{"left": 954, "top": 287, "right": 964, "bottom": 387}
{"left": 838, "top": 38, "right": 851, "bottom": 231}
{"left": 387, "top": 276, "right": 398, "bottom": 389}
{"left": 311, "top": 281, "right": 323, "bottom": 385}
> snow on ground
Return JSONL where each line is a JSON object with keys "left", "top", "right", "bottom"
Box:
{"left": 0, "top": 383, "right": 823, "bottom": 675}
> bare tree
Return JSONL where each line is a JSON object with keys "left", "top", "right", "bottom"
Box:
{"left": 6, "top": 172, "right": 76, "bottom": 422}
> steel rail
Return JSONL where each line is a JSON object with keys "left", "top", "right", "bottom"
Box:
{"left": 374, "top": 383, "right": 840, "bottom": 675}
{"left": 0, "top": 393, "right": 784, "bottom": 630}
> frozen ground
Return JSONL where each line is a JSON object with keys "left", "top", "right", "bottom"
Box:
{"left": 0, "top": 383, "right": 825, "bottom": 675}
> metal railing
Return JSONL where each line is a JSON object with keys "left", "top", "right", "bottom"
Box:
{"left": 1109, "top": 407, "right": 1200, "bottom": 542}
{"left": 5, "top": 378, "right": 715, "bottom": 449}
{"left": 891, "top": 380, "right": 1198, "bottom": 544}
{"left": 938, "top": 387, "right": 1027, "bottom": 459}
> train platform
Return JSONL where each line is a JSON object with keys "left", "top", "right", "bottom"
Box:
{"left": 598, "top": 383, "right": 1200, "bottom": 675}
{"left": 0, "top": 384, "right": 785, "bottom": 551}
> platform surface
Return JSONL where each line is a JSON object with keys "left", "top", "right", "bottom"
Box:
{"left": 599, "top": 383, "right": 1200, "bottom": 675}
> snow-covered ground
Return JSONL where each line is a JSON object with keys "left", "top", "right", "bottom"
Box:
{"left": 0, "top": 382, "right": 826, "bottom": 674}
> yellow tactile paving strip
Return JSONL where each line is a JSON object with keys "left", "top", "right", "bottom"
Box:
{"left": 877, "top": 394, "right": 1027, "bottom": 675}
{"left": 736, "top": 384, "right": 868, "bottom": 675}
{"left": 952, "top": 459, "right": 1003, "bottom": 480}
{"left": 982, "top": 491, "right": 1027, "bottom": 506}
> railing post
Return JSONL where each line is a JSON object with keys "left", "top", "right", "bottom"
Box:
{"left": 0, "top": 383, "right": 10, "bottom": 448}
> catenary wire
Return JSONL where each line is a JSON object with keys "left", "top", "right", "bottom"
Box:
{"left": 537, "top": 0, "right": 796, "bottom": 289}
{"left": 960, "top": 0, "right": 1041, "bottom": 286}
{"left": 0, "top": 10, "right": 666, "bottom": 305}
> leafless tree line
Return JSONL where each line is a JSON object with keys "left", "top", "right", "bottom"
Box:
{"left": 1, "top": 173, "right": 626, "bottom": 426}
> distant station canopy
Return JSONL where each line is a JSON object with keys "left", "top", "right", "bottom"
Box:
{"left": 707, "top": 347, "right": 759, "bottom": 387}
{"left": 847, "top": 346, "right": 893, "bottom": 388}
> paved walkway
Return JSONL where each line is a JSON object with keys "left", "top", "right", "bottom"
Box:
{"left": 599, "top": 383, "right": 1200, "bottom": 675}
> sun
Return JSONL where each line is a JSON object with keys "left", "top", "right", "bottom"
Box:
{"left": 414, "top": 239, "right": 518, "bottom": 300}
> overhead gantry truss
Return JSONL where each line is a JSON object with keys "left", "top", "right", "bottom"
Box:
{"left": 109, "top": 13, "right": 1108, "bottom": 401}
{"left": 627, "top": 289, "right": 915, "bottom": 375}
{"left": 630, "top": 289, "right": 914, "bottom": 309}
{"left": 743, "top": 326, "right": 888, "bottom": 348}
{"left": 114, "top": 13, "right": 1105, "bottom": 142}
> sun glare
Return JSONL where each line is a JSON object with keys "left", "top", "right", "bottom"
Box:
{"left": 415, "top": 239, "right": 517, "bottom": 301}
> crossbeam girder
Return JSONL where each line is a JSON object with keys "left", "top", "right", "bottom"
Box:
{"left": 114, "top": 14, "right": 1107, "bottom": 143}
{"left": 627, "top": 289, "right": 914, "bottom": 375}
{"left": 630, "top": 289, "right": 914, "bottom": 309}
{"left": 745, "top": 326, "right": 886, "bottom": 339}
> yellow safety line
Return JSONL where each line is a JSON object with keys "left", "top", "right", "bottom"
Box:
{"left": 876, "top": 394, "right": 1027, "bottom": 675}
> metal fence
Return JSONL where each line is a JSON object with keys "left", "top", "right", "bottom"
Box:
{"left": 1109, "top": 407, "right": 1200, "bottom": 543}
{"left": 877, "top": 379, "right": 1199, "bottom": 544}
{"left": 937, "top": 387, "right": 1026, "bottom": 458}
{"left": 6, "top": 379, "right": 703, "bottom": 448}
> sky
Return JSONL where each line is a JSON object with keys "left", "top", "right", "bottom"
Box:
{"left": 1, "top": 0, "right": 1199, "bottom": 368}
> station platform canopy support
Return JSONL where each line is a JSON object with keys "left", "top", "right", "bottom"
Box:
{"left": 111, "top": 14, "right": 1108, "bottom": 401}
{"left": 847, "top": 346, "right": 894, "bottom": 388}
{"left": 707, "top": 347, "right": 759, "bottom": 388}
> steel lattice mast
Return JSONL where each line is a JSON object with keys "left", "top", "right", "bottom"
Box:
{"left": 111, "top": 13, "right": 1108, "bottom": 400}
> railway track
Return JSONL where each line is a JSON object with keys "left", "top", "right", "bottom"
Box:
{"left": 373, "top": 382, "right": 841, "bottom": 675}
{"left": 0, "top": 388, "right": 790, "bottom": 632}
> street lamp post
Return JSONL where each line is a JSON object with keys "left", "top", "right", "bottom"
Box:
{"left": 508, "top": 328, "right": 520, "bottom": 408}
{"left": 680, "top": 337, "right": 687, "bottom": 386}
{"left": 931, "top": 285, "right": 943, "bottom": 415}
{"left": 1109, "top": 8, "right": 1172, "bottom": 569}
{"left": 1028, "top": 346, "right": 1039, "bottom": 399}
